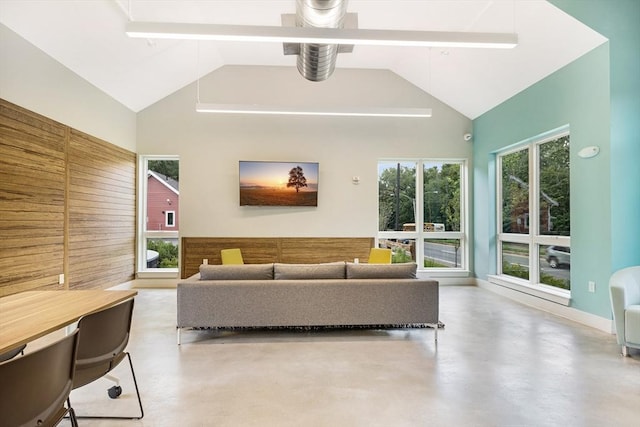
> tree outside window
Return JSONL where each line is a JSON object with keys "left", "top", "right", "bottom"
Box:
{"left": 378, "top": 160, "right": 466, "bottom": 269}
{"left": 498, "top": 131, "right": 570, "bottom": 291}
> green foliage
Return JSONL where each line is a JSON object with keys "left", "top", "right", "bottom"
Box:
{"left": 501, "top": 135, "right": 570, "bottom": 235}
{"left": 378, "top": 163, "right": 416, "bottom": 231}
{"left": 424, "top": 258, "right": 447, "bottom": 268}
{"left": 502, "top": 261, "right": 529, "bottom": 280}
{"left": 540, "top": 272, "right": 570, "bottom": 290}
{"left": 148, "top": 160, "right": 179, "bottom": 181}
{"left": 392, "top": 249, "right": 413, "bottom": 264}
{"left": 539, "top": 136, "right": 570, "bottom": 235}
{"left": 501, "top": 149, "right": 529, "bottom": 233}
{"left": 148, "top": 240, "right": 178, "bottom": 268}
{"left": 424, "top": 163, "right": 461, "bottom": 231}
{"left": 378, "top": 162, "right": 461, "bottom": 232}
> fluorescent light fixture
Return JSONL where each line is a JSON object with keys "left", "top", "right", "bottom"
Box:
{"left": 127, "top": 22, "right": 517, "bottom": 49}
{"left": 195, "top": 103, "right": 432, "bottom": 118}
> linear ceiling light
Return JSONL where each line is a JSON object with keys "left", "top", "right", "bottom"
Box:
{"left": 126, "top": 22, "right": 517, "bottom": 49}
{"left": 195, "top": 103, "right": 432, "bottom": 118}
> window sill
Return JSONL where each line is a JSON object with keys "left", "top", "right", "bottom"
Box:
{"left": 418, "top": 269, "right": 470, "bottom": 277}
{"left": 487, "top": 275, "right": 570, "bottom": 306}
{"left": 136, "top": 269, "right": 178, "bottom": 279}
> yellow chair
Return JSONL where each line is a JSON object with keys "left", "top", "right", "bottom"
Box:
{"left": 368, "top": 248, "right": 392, "bottom": 264}
{"left": 221, "top": 248, "right": 244, "bottom": 265}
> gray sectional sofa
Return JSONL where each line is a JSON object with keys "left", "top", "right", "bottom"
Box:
{"left": 177, "top": 261, "right": 439, "bottom": 344}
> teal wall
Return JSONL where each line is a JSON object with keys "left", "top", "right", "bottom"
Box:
{"left": 473, "top": 0, "right": 640, "bottom": 319}
{"left": 473, "top": 44, "right": 611, "bottom": 318}
{"left": 549, "top": 0, "right": 640, "bottom": 271}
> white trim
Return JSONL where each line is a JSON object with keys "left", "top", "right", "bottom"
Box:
{"left": 488, "top": 274, "right": 570, "bottom": 305}
{"left": 417, "top": 269, "right": 471, "bottom": 279}
{"left": 130, "top": 277, "right": 179, "bottom": 288}
{"left": 377, "top": 159, "right": 468, "bottom": 271}
{"left": 425, "top": 276, "right": 475, "bottom": 286}
{"left": 477, "top": 278, "right": 612, "bottom": 333}
{"left": 165, "top": 210, "right": 176, "bottom": 227}
{"left": 495, "top": 128, "right": 571, "bottom": 288}
{"left": 138, "top": 155, "right": 180, "bottom": 274}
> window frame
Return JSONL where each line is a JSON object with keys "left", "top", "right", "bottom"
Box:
{"left": 494, "top": 128, "right": 571, "bottom": 304}
{"left": 165, "top": 210, "right": 176, "bottom": 228}
{"left": 137, "top": 155, "right": 179, "bottom": 278}
{"left": 377, "top": 158, "right": 469, "bottom": 275}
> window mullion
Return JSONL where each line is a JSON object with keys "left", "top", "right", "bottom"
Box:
{"left": 416, "top": 160, "right": 424, "bottom": 264}
{"left": 529, "top": 141, "right": 539, "bottom": 284}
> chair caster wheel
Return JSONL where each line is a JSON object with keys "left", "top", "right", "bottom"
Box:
{"left": 108, "top": 385, "right": 122, "bottom": 399}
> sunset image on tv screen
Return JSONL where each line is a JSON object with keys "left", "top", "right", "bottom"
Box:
{"left": 239, "top": 161, "right": 319, "bottom": 206}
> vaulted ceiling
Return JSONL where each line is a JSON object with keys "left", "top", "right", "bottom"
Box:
{"left": 0, "top": 1, "right": 607, "bottom": 118}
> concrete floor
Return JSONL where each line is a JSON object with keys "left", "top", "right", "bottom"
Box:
{"left": 59, "top": 286, "right": 639, "bottom": 427}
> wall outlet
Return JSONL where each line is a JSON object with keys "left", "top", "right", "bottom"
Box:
{"left": 203, "top": 259, "right": 208, "bottom": 265}
{"left": 59, "top": 273, "right": 65, "bottom": 285}
{"left": 588, "top": 281, "right": 596, "bottom": 293}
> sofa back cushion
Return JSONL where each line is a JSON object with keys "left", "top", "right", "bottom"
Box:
{"left": 199, "top": 263, "right": 274, "bottom": 280}
{"left": 346, "top": 262, "right": 417, "bottom": 279}
{"left": 274, "top": 262, "right": 346, "bottom": 280}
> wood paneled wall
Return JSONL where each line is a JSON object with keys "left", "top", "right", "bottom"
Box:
{"left": 0, "top": 99, "right": 136, "bottom": 296}
{"left": 67, "top": 129, "right": 136, "bottom": 290}
{"left": 0, "top": 100, "right": 67, "bottom": 296}
{"left": 181, "top": 237, "right": 375, "bottom": 278}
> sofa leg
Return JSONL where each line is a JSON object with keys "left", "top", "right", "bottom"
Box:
{"left": 177, "top": 327, "right": 181, "bottom": 346}
{"left": 622, "top": 345, "right": 629, "bottom": 357}
{"left": 427, "top": 323, "right": 438, "bottom": 343}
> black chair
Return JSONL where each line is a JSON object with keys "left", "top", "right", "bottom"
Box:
{"left": 0, "top": 343, "right": 26, "bottom": 363}
{"left": 69, "top": 298, "right": 144, "bottom": 420}
{"left": 0, "top": 331, "right": 79, "bottom": 427}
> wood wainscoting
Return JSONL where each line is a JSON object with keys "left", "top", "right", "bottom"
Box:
{"left": 181, "top": 237, "right": 375, "bottom": 278}
{"left": 0, "top": 99, "right": 136, "bottom": 296}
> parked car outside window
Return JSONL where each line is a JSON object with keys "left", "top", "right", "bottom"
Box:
{"left": 546, "top": 246, "right": 570, "bottom": 268}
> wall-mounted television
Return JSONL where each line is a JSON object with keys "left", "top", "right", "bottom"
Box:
{"left": 239, "top": 161, "right": 319, "bottom": 207}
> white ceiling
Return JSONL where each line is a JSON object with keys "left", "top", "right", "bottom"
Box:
{"left": 0, "top": 0, "right": 607, "bottom": 119}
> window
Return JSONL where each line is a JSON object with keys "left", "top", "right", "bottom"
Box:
{"left": 497, "top": 130, "right": 570, "bottom": 295}
{"left": 165, "top": 211, "right": 175, "bottom": 227}
{"left": 138, "top": 156, "right": 179, "bottom": 274}
{"left": 378, "top": 160, "right": 467, "bottom": 271}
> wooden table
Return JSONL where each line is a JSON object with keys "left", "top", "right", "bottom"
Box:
{"left": 0, "top": 290, "right": 137, "bottom": 354}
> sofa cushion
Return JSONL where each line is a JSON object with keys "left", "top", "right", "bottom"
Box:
{"left": 346, "top": 262, "right": 417, "bottom": 279}
{"left": 274, "top": 262, "right": 346, "bottom": 280}
{"left": 199, "top": 263, "right": 274, "bottom": 280}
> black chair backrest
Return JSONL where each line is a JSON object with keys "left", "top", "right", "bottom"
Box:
{"left": 0, "top": 330, "right": 78, "bottom": 427}
{"left": 73, "top": 298, "right": 135, "bottom": 389}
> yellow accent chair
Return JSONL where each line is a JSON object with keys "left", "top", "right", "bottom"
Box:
{"left": 368, "top": 247, "right": 392, "bottom": 264}
{"left": 221, "top": 248, "right": 244, "bottom": 265}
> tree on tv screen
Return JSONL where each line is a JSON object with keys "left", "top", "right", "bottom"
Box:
{"left": 287, "top": 166, "right": 308, "bottom": 192}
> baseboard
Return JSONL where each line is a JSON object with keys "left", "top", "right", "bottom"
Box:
{"left": 416, "top": 271, "right": 475, "bottom": 285}
{"left": 476, "top": 278, "right": 613, "bottom": 334}
{"left": 430, "top": 277, "right": 476, "bottom": 286}
{"left": 110, "top": 279, "right": 178, "bottom": 289}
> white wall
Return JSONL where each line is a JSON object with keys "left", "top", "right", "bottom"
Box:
{"left": 0, "top": 24, "right": 136, "bottom": 151}
{"left": 137, "top": 65, "right": 472, "bottom": 238}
